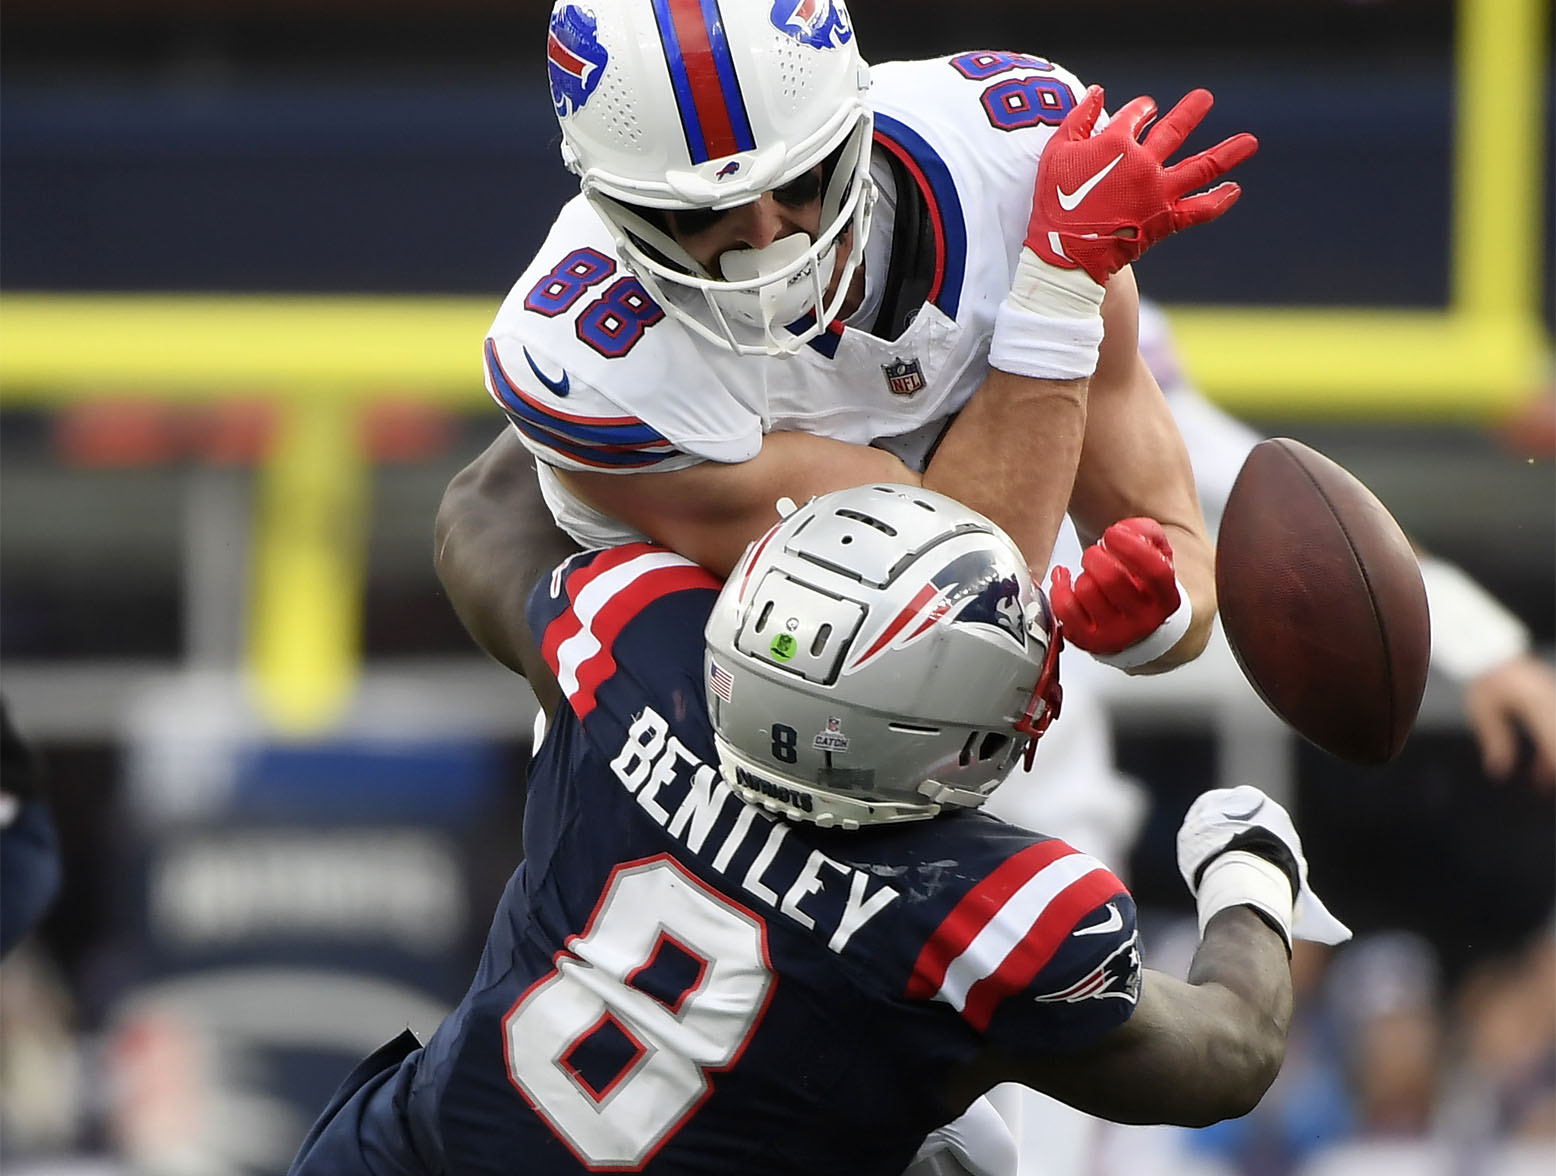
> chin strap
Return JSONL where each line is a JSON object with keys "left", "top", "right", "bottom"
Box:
{"left": 1014, "top": 624, "right": 1065, "bottom": 769}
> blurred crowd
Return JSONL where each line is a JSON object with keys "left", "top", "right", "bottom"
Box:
{"left": 2, "top": 796, "right": 1552, "bottom": 1174}
{"left": 1096, "top": 918, "right": 1556, "bottom": 1176}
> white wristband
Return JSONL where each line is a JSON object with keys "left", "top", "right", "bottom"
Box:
{"left": 1418, "top": 556, "right": 1531, "bottom": 682}
{"left": 1195, "top": 849, "right": 1294, "bottom": 949}
{"left": 1093, "top": 577, "right": 1192, "bottom": 669}
{"left": 989, "top": 246, "right": 1106, "bottom": 381}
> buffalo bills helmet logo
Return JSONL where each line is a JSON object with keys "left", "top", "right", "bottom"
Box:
{"left": 717, "top": 161, "right": 742, "bottom": 179}
{"left": 548, "top": 4, "right": 609, "bottom": 118}
{"left": 769, "top": 0, "right": 854, "bottom": 49}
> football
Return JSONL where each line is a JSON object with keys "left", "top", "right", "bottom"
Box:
{"left": 1215, "top": 437, "right": 1431, "bottom": 764}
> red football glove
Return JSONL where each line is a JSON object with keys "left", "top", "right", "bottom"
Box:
{"left": 1027, "top": 86, "right": 1259, "bottom": 284}
{"left": 1050, "top": 518, "right": 1181, "bottom": 655}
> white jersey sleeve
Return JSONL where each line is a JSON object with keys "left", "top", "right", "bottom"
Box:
{"left": 871, "top": 51, "right": 1093, "bottom": 274}
{"left": 485, "top": 196, "right": 763, "bottom": 478}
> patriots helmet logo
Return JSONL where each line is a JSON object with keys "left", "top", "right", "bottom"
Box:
{"left": 548, "top": 4, "right": 609, "bottom": 119}
{"left": 769, "top": 0, "right": 854, "bottom": 50}
{"left": 934, "top": 551, "right": 1028, "bottom": 651}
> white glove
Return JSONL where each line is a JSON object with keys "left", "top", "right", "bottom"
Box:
{"left": 1177, "top": 785, "right": 1351, "bottom": 949}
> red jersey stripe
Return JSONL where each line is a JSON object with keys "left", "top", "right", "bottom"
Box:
{"left": 959, "top": 866, "right": 1126, "bottom": 1031}
{"left": 872, "top": 131, "right": 948, "bottom": 306}
{"left": 540, "top": 544, "right": 665, "bottom": 680}
{"left": 567, "top": 562, "right": 722, "bottom": 717}
{"left": 906, "top": 839, "right": 1075, "bottom": 999}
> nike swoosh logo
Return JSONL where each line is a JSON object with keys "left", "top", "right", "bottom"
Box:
{"left": 1056, "top": 152, "right": 1125, "bottom": 212}
{"left": 524, "top": 348, "right": 570, "bottom": 397}
{"left": 1224, "top": 799, "right": 1265, "bottom": 821}
{"left": 1074, "top": 902, "right": 1123, "bottom": 937}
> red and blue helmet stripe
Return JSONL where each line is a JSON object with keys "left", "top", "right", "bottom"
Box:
{"left": 651, "top": 0, "right": 757, "bottom": 165}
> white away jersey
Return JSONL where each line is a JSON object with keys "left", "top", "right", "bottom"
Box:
{"left": 484, "top": 51, "right": 1090, "bottom": 548}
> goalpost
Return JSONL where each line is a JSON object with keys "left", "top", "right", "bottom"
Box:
{"left": 0, "top": 0, "right": 1547, "bottom": 732}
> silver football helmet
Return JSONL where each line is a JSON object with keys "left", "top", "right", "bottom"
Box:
{"left": 704, "top": 485, "right": 1063, "bottom": 829}
{"left": 545, "top": 0, "right": 875, "bottom": 355}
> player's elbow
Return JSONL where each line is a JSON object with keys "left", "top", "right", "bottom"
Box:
{"left": 1182, "top": 1020, "right": 1286, "bottom": 1126}
{"left": 434, "top": 468, "right": 482, "bottom": 587}
{"left": 434, "top": 431, "right": 523, "bottom": 581}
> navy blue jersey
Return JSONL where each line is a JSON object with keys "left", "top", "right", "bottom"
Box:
{"left": 293, "top": 545, "right": 1141, "bottom": 1176}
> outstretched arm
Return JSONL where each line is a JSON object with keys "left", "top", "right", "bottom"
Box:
{"left": 956, "top": 786, "right": 1346, "bottom": 1127}
{"left": 1053, "top": 269, "right": 1216, "bottom": 673}
{"left": 996, "top": 906, "right": 1291, "bottom": 1126}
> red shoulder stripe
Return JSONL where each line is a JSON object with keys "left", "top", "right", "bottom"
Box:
{"left": 960, "top": 866, "right": 1125, "bottom": 1031}
{"left": 906, "top": 839, "right": 1074, "bottom": 999}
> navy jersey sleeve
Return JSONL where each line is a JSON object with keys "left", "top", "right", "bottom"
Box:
{"left": 897, "top": 828, "right": 1142, "bottom": 1055}
{"left": 527, "top": 543, "right": 724, "bottom": 754}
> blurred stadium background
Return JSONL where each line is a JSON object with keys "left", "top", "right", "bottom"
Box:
{"left": 0, "top": 0, "right": 1551, "bottom": 1172}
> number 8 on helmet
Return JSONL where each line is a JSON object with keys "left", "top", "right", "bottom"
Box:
{"left": 546, "top": 0, "right": 877, "bottom": 354}
{"left": 704, "top": 485, "right": 1064, "bottom": 829}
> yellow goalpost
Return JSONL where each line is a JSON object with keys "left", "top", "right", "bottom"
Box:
{"left": 0, "top": 0, "right": 1548, "bottom": 732}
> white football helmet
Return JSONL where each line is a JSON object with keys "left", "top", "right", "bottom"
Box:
{"left": 545, "top": 0, "right": 876, "bottom": 355}
{"left": 704, "top": 485, "right": 1064, "bottom": 829}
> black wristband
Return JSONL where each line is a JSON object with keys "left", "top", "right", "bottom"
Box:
{"left": 1192, "top": 827, "right": 1300, "bottom": 900}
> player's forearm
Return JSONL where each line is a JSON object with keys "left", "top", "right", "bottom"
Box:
{"left": 1010, "top": 907, "right": 1291, "bottom": 1127}
{"left": 1176, "top": 906, "right": 1293, "bottom": 1104}
{"left": 1069, "top": 278, "right": 1216, "bottom": 673}
{"left": 925, "top": 369, "right": 1089, "bottom": 574}
{"left": 1100, "top": 929, "right": 1289, "bottom": 1126}
{"left": 557, "top": 432, "right": 919, "bottom": 578}
{"left": 1139, "top": 521, "right": 1215, "bottom": 673}
{"left": 435, "top": 430, "right": 580, "bottom": 712}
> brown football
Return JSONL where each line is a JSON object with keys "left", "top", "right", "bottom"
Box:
{"left": 1216, "top": 438, "right": 1431, "bottom": 764}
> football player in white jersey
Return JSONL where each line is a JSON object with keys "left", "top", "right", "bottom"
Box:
{"left": 440, "top": 0, "right": 1263, "bottom": 715}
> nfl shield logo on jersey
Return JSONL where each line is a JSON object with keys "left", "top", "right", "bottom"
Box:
{"left": 547, "top": 4, "right": 609, "bottom": 118}
{"left": 882, "top": 356, "right": 927, "bottom": 398}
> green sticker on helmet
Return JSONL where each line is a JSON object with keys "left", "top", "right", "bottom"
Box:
{"left": 769, "top": 633, "right": 797, "bottom": 661}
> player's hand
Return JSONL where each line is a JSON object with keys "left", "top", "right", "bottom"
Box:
{"left": 1027, "top": 85, "right": 1259, "bottom": 284}
{"left": 1177, "top": 785, "right": 1351, "bottom": 948}
{"left": 1465, "top": 655, "right": 1556, "bottom": 788}
{"left": 1050, "top": 517, "right": 1182, "bottom": 660}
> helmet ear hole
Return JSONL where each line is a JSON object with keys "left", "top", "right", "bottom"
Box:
{"left": 958, "top": 731, "right": 1011, "bottom": 768}
{"left": 977, "top": 733, "right": 1011, "bottom": 762}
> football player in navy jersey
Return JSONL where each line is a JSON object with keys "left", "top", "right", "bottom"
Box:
{"left": 290, "top": 486, "right": 1348, "bottom": 1176}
